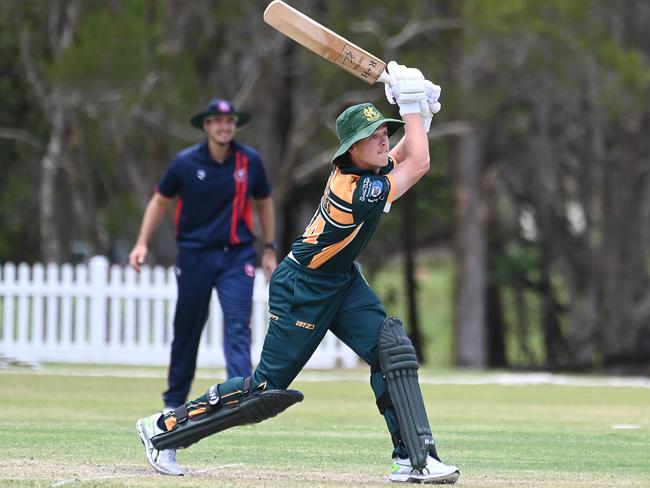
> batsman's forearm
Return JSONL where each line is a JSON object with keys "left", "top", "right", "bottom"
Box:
{"left": 402, "top": 114, "right": 430, "bottom": 164}
{"left": 389, "top": 136, "right": 408, "bottom": 164}
{"left": 390, "top": 113, "right": 430, "bottom": 164}
{"left": 387, "top": 115, "right": 430, "bottom": 201}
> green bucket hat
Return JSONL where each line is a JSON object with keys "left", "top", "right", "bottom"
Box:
{"left": 190, "top": 99, "right": 251, "bottom": 130}
{"left": 331, "top": 103, "right": 404, "bottom": 164}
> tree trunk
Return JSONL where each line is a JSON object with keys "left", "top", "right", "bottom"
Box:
{"left": 453, "top": 129, "right": 487, "bottom": 367}
{"left": 484, "top": 161, "right": 507, "bottom": 367}
{"left": 401, "top": 190, "right": 423, "bottom": 361}
{"left": 16, "top": 1, "right": 81, "bottom": 263}
{"left": 39, "top": 107, "right": 64, "bottom": 263}
{"left": 486, "top": 283, "right": 506, "bottom": 367}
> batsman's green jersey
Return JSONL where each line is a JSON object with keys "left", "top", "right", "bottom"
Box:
{"left": 249, "top": 157, "right": 398, "bottom": 389}
{"left": 291, "top": 157, "right": 397, "bottom": 272}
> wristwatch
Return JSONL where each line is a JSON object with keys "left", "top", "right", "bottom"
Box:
{"left": 263, "top": 242, "right": 277, "bottom": 251}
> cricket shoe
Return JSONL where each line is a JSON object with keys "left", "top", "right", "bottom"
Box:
{"left": 390, "top": 454, "right": 459, "bottom": 484}
{"left": 136, "top": 413, "right": 184, "bottom": 476}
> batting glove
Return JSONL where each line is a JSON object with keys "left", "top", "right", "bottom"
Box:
{"left": 420, "top": 80, "right": 442, "bottom": 133}
{"left": 385, "top": 78, "right": 441, "bottom": 132}
{"left": 424, "top": 79, "right": 442, "bottom": 115}
{"left": 384, "top": 61, "right": 426, "bottom": 116}
{"left": 420, "top": 100, "right": 433, "bottom": 133}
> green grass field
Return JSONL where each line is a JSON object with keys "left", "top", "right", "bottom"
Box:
{"left": 1, "top": 364, "right": 649, "bottom": 487}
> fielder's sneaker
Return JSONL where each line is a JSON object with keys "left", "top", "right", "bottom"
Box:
{"left": 390, "top": 454, "right": 460, "bottom": 484}
{"left": 136, "top": 413, "right": 184, "bottom": 476}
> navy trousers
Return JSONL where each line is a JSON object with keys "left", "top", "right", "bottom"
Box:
{"left": 163, "top": 243, "right": 256, "bottom": 408}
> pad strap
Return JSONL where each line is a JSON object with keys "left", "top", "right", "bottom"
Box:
{"left": 376, "top": 391, "right": 393, "bottom": 414}
{"left": 173, "top": 404, "right": 188, "bottom": 423}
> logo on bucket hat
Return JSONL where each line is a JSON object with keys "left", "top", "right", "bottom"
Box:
{"left": 363, "top": 106, "right": 382, "bottom": 122}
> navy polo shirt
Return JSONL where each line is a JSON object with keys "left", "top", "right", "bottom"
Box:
{"left": 157, "top": 140, "right": 272, "bottom": 249}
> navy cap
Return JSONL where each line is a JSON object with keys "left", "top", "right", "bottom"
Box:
{"left": 190, "top": 99, "right": 251, "bottom": 129}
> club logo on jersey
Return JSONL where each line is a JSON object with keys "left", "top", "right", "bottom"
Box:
{"left": 360, "top": 178, "right": 384, "bottom": 203}
{"left": 244, "top": 263, "right": 255, "bottom": 277}
{"left": 363, "top": 106, "right": 381, "bottom": 121}
{"left": 234, "top": 168, "right": 247, "bottom": 182}
{"left": 196, "top": 169, "right": 206, "bottom": 181}
{"left": 371, "top": 180, "right": 383, "bottom": 198}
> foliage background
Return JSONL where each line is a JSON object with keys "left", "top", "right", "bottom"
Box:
{"left": 1, "top": 0, "right": 650, "bottom": 370}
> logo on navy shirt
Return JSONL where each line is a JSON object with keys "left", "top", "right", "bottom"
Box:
{"left": 244, "top": 263, "right": 255, "bottom": 277}
{"left": 234, "top": 168, "right": 247, "bottom": 182}
{"left": 196, "top": 169, "right": 206, "bottom": 181}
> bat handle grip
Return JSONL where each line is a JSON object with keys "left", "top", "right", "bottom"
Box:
{"left": 377, "top": 70, "right": 391, "bottom": 84}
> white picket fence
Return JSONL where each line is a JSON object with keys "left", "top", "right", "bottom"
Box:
{"left": 0, "top": 256, "right": 358, "bottom": 369}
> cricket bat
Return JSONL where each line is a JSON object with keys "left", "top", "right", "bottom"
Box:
{"left": 263, "top": 0, "right": 390, "bottom": 85}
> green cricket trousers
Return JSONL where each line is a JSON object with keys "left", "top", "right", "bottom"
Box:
{"left": 256, "top": 254, "right": 386, "bottom": 388}
{"left": 215, "top": 255, "right": 404, "bottom": 454}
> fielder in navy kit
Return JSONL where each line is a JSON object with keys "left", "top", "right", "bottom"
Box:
{"left": 129, "top": 98, "right": 277, "bottom": 412}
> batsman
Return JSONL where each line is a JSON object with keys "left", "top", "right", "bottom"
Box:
{"left": 136, "top": 60, "right": 460, "bottom": 484}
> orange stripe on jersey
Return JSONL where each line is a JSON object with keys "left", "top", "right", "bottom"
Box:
{"left": 328, "top": 168, "right": 358, "bottom": 204}
{"left": 386, "top": 174, "right": 397, "bottom": 203}
{"left": 328, "top": 203, "right": 354, "bottom": 225}
{"left": 308, "top": 223, "right": 364, "bottom": 269}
